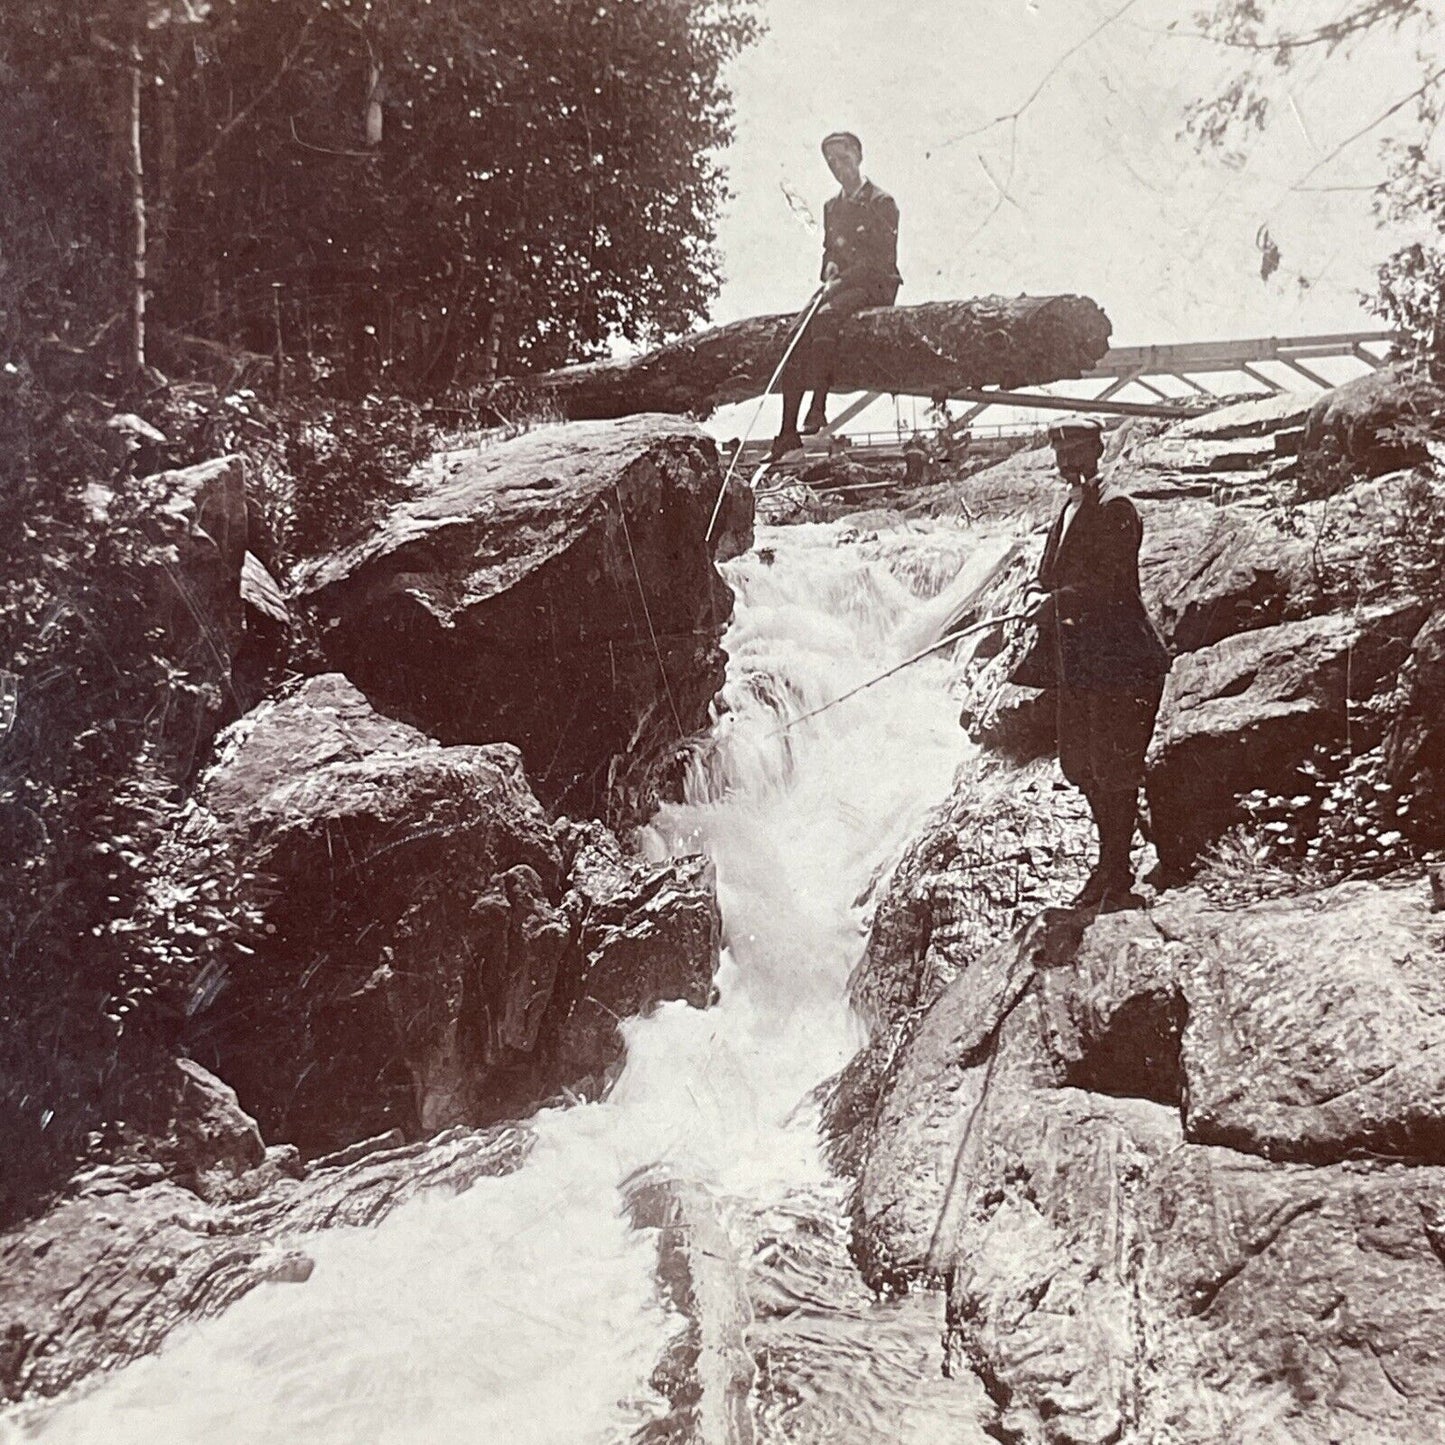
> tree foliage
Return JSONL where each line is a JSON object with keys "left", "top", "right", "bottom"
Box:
{"left": 0, "top": 0, "right": 761, "bottom": 394}
{"left": 1180, "top": 1, "right": 1445, "bottom": 360}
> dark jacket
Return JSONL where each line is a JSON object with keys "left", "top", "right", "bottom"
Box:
{"left": 822, "top": 180, "right": 902, "bottom": 287}
{"left": 1014, "top": 485, "right": 1169, "bottom": 693}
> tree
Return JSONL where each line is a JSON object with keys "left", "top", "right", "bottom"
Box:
{"left": 1179, "top": 2, "right": 1445, "bottom": 360}
{"left": 0, "top": 0, "right": 762, "bottom": 394}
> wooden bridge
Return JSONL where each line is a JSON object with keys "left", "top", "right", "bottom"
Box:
{"left": 814, "top": 328, "right": 1395, "bottom": 437}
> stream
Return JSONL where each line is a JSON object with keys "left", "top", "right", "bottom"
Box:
{"left": 18, "top": 518, "right": 1006, "bottom": 1444}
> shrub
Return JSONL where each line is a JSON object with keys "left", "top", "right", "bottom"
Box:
{"left": 0, "top": 378, "right": 270, "bottom": 1222}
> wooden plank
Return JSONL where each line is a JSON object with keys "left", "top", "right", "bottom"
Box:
{"left": 1240, "top": 363, "right": 1284, "bottom": 394}
{"left": 1281, "top": 358, "right": 1334, "bottom": 388}
{"left": 945, "top": 387, "right": 1191, "bottom": 420}
{"left": 818, "top": 390, "right": 882, "bottom": 437}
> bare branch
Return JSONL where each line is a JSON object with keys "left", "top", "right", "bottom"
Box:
{"left": 940, "top": 0, "right": 1144, "bottom": 148}
{"left": 1169, "top": 0, "right": 1423, "bottom": 57}
{"left": 1288, "top": 63, "right": 1445, "bottom": 193}
{"left": 287, "top": 117, "right": 381, "bottom": 160}
{"left": 179, "top": 6, "right": 325, "bottom": 181}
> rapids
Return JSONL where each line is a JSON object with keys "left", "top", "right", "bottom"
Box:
{"left": 13, "top": 518, "right": 1009, "bottom": 1445}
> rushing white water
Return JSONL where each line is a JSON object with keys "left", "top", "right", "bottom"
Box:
{"left": 15, "top": 518, "right": 1008, "bottom": 1445}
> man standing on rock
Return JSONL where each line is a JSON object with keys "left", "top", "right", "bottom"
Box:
{"left": 772, "top": 131, "right": 901, "bottom": 461}
{"left": 1016, "top": 415, "right": 1171, "bottom": 907}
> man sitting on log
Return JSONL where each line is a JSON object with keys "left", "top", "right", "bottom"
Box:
{"left": 1014, "top": 415, "right": 1171, "bottom": 908}
{"left": 772, "top": 131, "right": 901, "bottom": 461}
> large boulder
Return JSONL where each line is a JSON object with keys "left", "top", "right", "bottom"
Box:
{"left": 1180, "top": 879, "right": 1445, "bottom": 1163}
{"left": 1301, "top": 364, "right": 1445, "bottom": 482}
{"left": 294, "top": 416, "right": 750, "bottom": 826}
{"left": 942, "top": 1087, "right": 1445, "bottom": 1445}
{"left": 824, "top": 757, "right": 1092, "bottom": 1177}
{"left": 849, "top": 757, "right": 1092, "bottom": 1039}
{"left": 183, "top": 674, "right": 720, "bottom": 1152}
{"left": 1136, "top": 497, "right": 1314, "bottom": 654}
{"left": 848, "top": 878, "right": 1445, "bottom": 1444}
{"left": 1146, "top": 601, "right": 1426, "bottom": 873}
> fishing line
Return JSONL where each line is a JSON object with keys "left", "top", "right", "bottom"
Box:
{"left": 705, "top": 287, "right": 829, "bottom": 545}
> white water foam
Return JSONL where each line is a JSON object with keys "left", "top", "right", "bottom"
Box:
{"left": 15, "top": 519, "right": 1009, "bottom": 1445}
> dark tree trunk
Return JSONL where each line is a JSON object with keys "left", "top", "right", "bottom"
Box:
{"left": 482, "top": 294, "right": 1112, "bottom": 421}
{"left": 125, "top": 31, "right": 147, "bottom": 379}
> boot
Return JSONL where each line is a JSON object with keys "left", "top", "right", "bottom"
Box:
{"left": 770, "top": 431, "right": 804, "bottom": 462}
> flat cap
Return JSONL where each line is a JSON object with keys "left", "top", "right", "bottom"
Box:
{"left": 821, "top": 130, "right": 863, "bottom": 158}
{"left": 1046, "top": 413, "right": 1104, "bottom": 443}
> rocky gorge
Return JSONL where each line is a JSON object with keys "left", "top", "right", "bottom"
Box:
{"left": 5, "top": 357, "right": 1445, "bottom": 1443}
{"left": 1, "top": 411, "right": 749, "bottom": 1407}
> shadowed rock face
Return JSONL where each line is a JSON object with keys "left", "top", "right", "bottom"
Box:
{"left": 125, "top": 457, "right": 251, "bottom": 775}
{"left": 845, "top": 880, "right": 1445, "bottom": 1444}
{"left": 295, "top": 415, "right": 752, "bottom": 828}
{"left": 182, "top": 674, "right": 720, "bottom": 1154}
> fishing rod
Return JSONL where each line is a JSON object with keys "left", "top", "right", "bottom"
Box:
{"left": 705, "top": 286, "right": 830, "bottom": 545}
{"left": 769, "top": 609, "right": 1032, "bottom": 736}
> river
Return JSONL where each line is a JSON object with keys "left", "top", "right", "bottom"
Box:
{"left": 18, "top": 517, "right": 1005, "bottom": 1444}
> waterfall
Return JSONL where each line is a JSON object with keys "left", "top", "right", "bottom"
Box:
{"left": 18, "top": 519, "right": 1011, "bottom": 1445}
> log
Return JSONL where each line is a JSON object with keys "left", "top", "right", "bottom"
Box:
{"left": 485, "top": 294, "right": 1112, "bottom": 421}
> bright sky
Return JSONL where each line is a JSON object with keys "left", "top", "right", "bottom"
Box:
{"left": 702, "top": 0, "right": 1430, "bottom": 442}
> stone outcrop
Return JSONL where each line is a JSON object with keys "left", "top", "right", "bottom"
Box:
{"left": 844, "top": 878, "right": 1445, "bottom": 1444}
{"left": 1146, "top": 601, "right": 1426, "bottom": 872}
{"left": 134, "top": 1058, "right": 298, "bottom": 1205}
{"left": 825, "top": 757, "right": 1093, "bottom": 1179}
{"left": 181, "top": 674, "right": 720, "bottom": 1153}
{"left": 294, "top": 415, "right": 751, "bottom": 826}
{"left": 549, "top": 821, "right": 720, "bottom": 1089}
{"left": 1385, "top": 604, "right": 1445, "bottom": 842}
{"left": 1136, "top": 498, "right": 1314, "bottom": 654}
{"left": 1301, "top": 363, "right": 1445, "bottom": 481}
{"left": 0, "top": 1120, "right": 530, "bottom": 1405}
{"left": 835, "top": 376, "right": 1445, "bottom": 1441}
{"left": 1166, "top": 391, "right": 1315, "bottom": 442}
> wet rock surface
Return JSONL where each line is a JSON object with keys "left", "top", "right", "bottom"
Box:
{"left": 295, "top": 415, "right": 747, "bottom": 826}
{"left": 548, "top": 821, "right": 720, "bottom": 1092}
{"left": 626, "top": 1173, "right": 756, "bottom": 1445}
{"left": 845, "top": 878, "right": 1445, "bottom": 1443}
